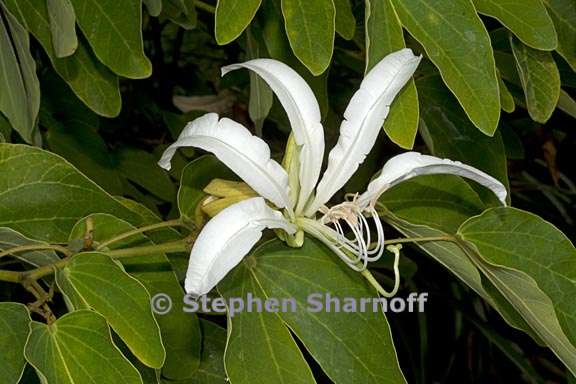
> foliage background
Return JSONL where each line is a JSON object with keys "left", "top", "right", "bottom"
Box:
{"left": 0, "top": 0, "right": 575, "bottom": 383}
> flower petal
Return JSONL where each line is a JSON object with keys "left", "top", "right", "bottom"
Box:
{"left": 158, "top": 113, "right": 292, "bottom": 210}
{"left": 306, "top": 49, "right": 421, "bottom": 216}
{"left": 185, "top": 197, "right": 296, "bottom": 297}
{"left": 222, "top": 59, "right": 324, "bottom": 213}
{"left": 358, "top": 152, "right": 508, "bottom": 207}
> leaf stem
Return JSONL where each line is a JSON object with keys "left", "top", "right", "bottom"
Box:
{"left": 96, "top": 218, "right": 184, "bottom": 250}
{"left": 0, "top": 236, "right": 194, "bottom": 284}
{"left": 0, "top": 244, "right": 73, "bottom": 259}
{"left": 383, "top": 236, "right": 454, "bottom": 245}
{"left": 194, "top": 0, "right": 215, "bottom": 13}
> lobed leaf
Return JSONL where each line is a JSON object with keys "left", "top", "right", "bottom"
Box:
{"left": 24, "top": 311, "right": 143, "bottom": 384}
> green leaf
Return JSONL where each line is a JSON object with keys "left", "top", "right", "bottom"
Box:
{"left": 247, "top": 26, "right": 273, "bottom": 134}
{"left": 510, "top": 36, "right": 560, "bottom": 123}
{"left": 417, "top": 74, "right": 510, "bottom": 205}
{"left": 558, "top": 88, "right": 576, "bottom": 119}
{"left": 193, "top": 320, "right": 227, "bottom": 384}
{"left": 459, "top": 207, "right": 576, "bottom": 350}
{"left": 261, "top": 0, "right": 329, "bottom": 117}
{"left": 543, "top": 0, "right": 576, "bottom": 71}
{"left": 143, "top": 0, "right": 162, "bottom": 17}
{"left": 24, "top": 310, "right": 143, "bottom": 384}
{"left": 472, "top": 0, "right": 557, "bottom": 50}
{"left": 0, "top": 228, "right": 60, "bottom": 267}
{"left": 163, "top": 0, "right": 198, "bottom": 30}
{"left": 470, "top": 318, "right": 544, "bottom": 383}
{"left": 69, "top": 0, "right": 152, "bottom": 78}
{"left": 215, "top": 0, "right": 262, "bottom": 45}
{"left": 63, "top": 252, "right": 165, "bottom": 368}
{"left": 0, "top": 112, "right": 11, "bottom": 142}
{"left": 281, "top": 0, "right": 335, "bottom": 75}
{"left": 334, "top": 0, "right": 355, "bottom": 40}
{"left": 46, "top": 0, "right": 77, "bottom": 57}
{"left": 3, "top": 0, "right": 121, "bottom": 117}
{"left": 365, "top": 0, "right": 418, "bottom": 149}
{"left": 382, "top": 212, "right": 543, "bottom": 342}
{"left": 390, "top": 0, "right": 500, "bottom": 135}
{"left": 117, "top": 147, "right": 176, "bottom": 202}
{"left": 248, "top": 238, "right": 407, "bottom": 383}
{"left": 0, "top": 303, "right": 31, "bottom": 384}
{"left": 379, "top": 174, "right": 485, "bottom": 233}
{"left": 44, "top": 115, "right": 124, "bottom": 195}
{"left": 178, "top": 156, "right": 235, "bottom": 223}
{"left": 0, "top": 144, "right": 144, "bottom": 242}
{"left": 219, "top": 262, "right": 316, "bottom": 384}
{"left": 0, "top": 4, "right": 40, "bottom": 143}
{"left": 68, "top": 214, "right": 202, "bottom": 380}
{"left": 458, "top": 239, "right": 576, "bottom": 376}
{"left": 498, "top": 74, "right": 516, "bottom": 113}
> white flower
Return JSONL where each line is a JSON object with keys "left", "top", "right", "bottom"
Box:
{"left": 159, "top": 49, "right": 507, "bottom": 297}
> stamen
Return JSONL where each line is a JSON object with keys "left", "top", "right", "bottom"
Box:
{"left": 318, "top": 198, "right": 387, "bottom": 267}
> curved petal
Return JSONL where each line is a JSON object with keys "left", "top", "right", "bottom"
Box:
{"left": 222, "top": 59, "right": 324, "bottom": 213}
{"left": 185, "top": 197, "right": 296, "bottom": 297}
{"left": 158, "top": 113, "right": 292, "bottom": 210}
{"left": 358, "top": 152, "right": 508, "bottom": 207}
{"left": 306, "top": 49, "right": 421, "bottom": 216}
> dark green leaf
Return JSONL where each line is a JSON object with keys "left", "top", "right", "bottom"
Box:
{"left": 143, "top": 0, "right": 162, "bottom": 17}
{"left": 68, "top": 214, "right": 202, "bottom": 380}
{"left": 281, "top": 0, "right": 335, "bottom": 75}
{"left": 117, "top": 147, "right": 176, "bottom": 202}
{"left": 247, "top": 26, "right": 273, "bottom": 134}
{"left": 381, "top": 212, "right": 543, "bottom": 342}
{"left": 417, "top": 74, "right": 510, "bottom": 205}
{"left": 380, "top": 174, "right": 485, "bottom": 233}
{"left": 558, "top": 88, "right": 576, "bottom": 119}
{"left": 0, "top": 144, "right": 144, "bottom": 242}
{"left": 3, "top": 0, "right": 121, "bottom": 117}
{"left": 498, "top": 74, "right": 516, "bottom": 113}
{"left": 249, "top": 238, "right": 407, "bottom": 383}
{"left": 215, "top": 0, "right": 262, "bottom": 45}
{"left": 459, "top": 207, "right": 576, "bottom": 350}
{"left": 0, "top": 4, "right": 40, "bottom": 143}
{"left": 163, "top": 0, "right": 198, "bottom": 30}
{"left": 46, "top": 0, "right": 77, "bottom": 57}
{"left": 510, "top": 36, "right": 560, "bottom": 123}
{"left": 63, "top": 252, "right": 165, "bottom": 368}
{"left": 543, "top": 0, "right": 576, "bottom": 71}
{"left": 0, "top": 303, "right": 31, "bottom": 384}
{"left": 193, "top": 320, "right": 227, "bottom": 384}
{"left": 178, "top": 156, "right": 235, "bottom": 223}
{"left": 44, "top": 117, "right": 124, "bottom": 195}
{"left": 260, "top": 0, "right": 329, "bottom": 116}
{"left": 219, "top": 262, "right": 316, "bottom": 384}
{"left": 472, "top": 0, "right": 557, "bottom": 50}
{"left": 334, "top": 0, "right": 355, "bottom": 40}
{"left": 69, "top": 0, "right": 152, "bottom": 78}
{"left": 365, "top": 0, "right": 419, "bottom": 149}
{"left": 0, "top": 228, "right": 60, "bottom": 267}
{"left": 390, "top": 0, "right": 500, "bottom": 135}
{"left": 24, "top": 310, "right": 143, "bottom": 384}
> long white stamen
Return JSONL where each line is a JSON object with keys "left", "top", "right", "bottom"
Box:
{"left": 318, "top": 199, "right": 386, "bottom": 267}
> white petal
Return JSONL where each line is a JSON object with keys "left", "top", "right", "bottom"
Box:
{"left": 185, "top": 197, "right": 296, "bottom": 296}
{"left": 358, "top": 152, "right": 508, "bottom": 207}
{"left": 222, "top": 59, "right": 324, "bottom": 213}
{"left": 306, "top": 49, "right": 421, "bottom": 216}
{"left": 158, "top": 113, "right": 292, "bottom": 210}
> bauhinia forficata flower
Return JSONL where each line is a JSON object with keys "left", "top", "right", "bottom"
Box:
{"left": 158, "top": 49, "right": 507, "bottom": 298}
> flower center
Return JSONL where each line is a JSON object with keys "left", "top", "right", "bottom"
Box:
{"left": 318, "top": 194, "right": 385, "bottom": 270}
